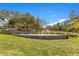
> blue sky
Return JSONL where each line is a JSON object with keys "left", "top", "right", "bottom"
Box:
{"left": 0, "top": 3, "right": 79, "bottom": 25}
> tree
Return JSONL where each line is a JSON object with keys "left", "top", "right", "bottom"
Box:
{"left": 0, "top": 9, "right": 46, "bottom": 33}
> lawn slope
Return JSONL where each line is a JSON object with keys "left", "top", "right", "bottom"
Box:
{"left": 0, "top": 34, "right": 79, "bottom": 56}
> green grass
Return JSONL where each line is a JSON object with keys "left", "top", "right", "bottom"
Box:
{"left": 0, "top": 34, "right": 79, "bottom": 56}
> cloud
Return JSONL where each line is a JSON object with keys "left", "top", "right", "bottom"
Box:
{"left": 48, "top": 19, "right": 66, "bottom": 26}
{"left": 57, "top": 19, "right": 66, "bottom": 23}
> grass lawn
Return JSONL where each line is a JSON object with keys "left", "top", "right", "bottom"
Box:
{"left": 0, "top": 34, "right": 79, "bottom": 56}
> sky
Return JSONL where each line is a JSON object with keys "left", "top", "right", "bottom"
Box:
{"left": 0, "top": 3, "right": 79, "bottom": 25}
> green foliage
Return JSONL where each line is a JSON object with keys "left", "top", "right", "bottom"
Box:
{"left": 46, "top": 23, "right": 62, "bottom": 31}
{"left": 0, "top": 10, "right": 43, "bottom": 33}
{"left": 72, "top": 22, "right": 79, "bottom": 30}
{"left": 0, "top": 10, "right": 46, "bottom": 33}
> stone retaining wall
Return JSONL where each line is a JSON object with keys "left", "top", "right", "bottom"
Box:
{"left": 4, "top": 30, "right": 78, "bottom": 40}
{"left": 14, "top": 34, "right": 69, "bottom": 40}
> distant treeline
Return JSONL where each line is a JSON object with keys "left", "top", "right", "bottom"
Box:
{"left": 0, "top": 9, "right": 47, "bottom": 33}
{"left": 0, "top": 10, "right": 79, "bottom": 34}
{"left": 46, "top": 11, "right": 79, "bottom": 32}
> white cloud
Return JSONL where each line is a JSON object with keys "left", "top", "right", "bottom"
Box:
{"left": 57, "top": 19, "right": 66, "bottom": 23}
{"left": 47, "top": 23, "right": 54, "bottom": 26}
{"left": 48, "top": 19, "right": 66, "bottom": 26}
